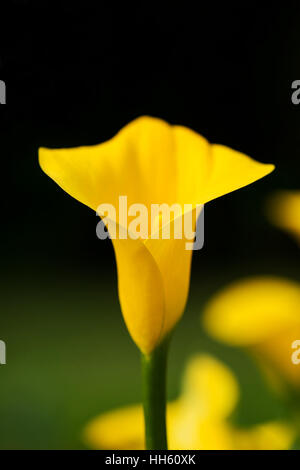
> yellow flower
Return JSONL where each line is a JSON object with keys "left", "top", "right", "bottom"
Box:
{"left": 203, "top": 277, "right": 300, "bottom": 387}
{"left": 267, "top": 190, "right": 300, "bottom": 244}
{"left": 83, "top": 355, "right": 293, "bottom": 450}
{"left": 232, "top": 422, "right": 294, "bottom": 451}
{"left": 39, "top": 116, "right": 274, "bottom": 354}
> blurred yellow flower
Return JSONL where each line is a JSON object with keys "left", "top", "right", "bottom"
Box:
{"left": 203, "top": 277, "right": 300, "bottom": 387}
{"left": 39, "top": 116, "right": 274, "bottom": 354}
{"left": 83, "top": 355, "right": 293, "bottom": 450}
{"left": 267, "top": 190, "right": 300, "bottom": 244}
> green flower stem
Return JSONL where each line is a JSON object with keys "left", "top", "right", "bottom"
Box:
{"left": 141, "top": 339, "right": 169, "bottom": 450}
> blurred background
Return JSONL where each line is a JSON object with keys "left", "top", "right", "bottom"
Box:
{"left": 0, "top": 3, "right": 299, "bottom": 448}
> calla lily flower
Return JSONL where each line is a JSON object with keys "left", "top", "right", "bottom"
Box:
{"left": 83, "top": 355, "right": 293, "bottom": 450}
{"left": 268, "top": 190, "right": 300, "bottom": 244}
{"left": 203, "top": 277, "right": 300, "bottom": 387}
{"left": 39, "top": 116, "right": 274, "bottom": 354}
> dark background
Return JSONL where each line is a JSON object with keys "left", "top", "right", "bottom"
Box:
{"left": 1, "top": 3, "right": 299, "bottom": 276}
{"left": 0, "top": 3, "right": 299, "bottom": 449}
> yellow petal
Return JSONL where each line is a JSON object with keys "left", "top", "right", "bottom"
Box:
{"left": 84, "top": 403, "right": 294, "bottom": 450}
{"left": 39, "top": 116, "right": 274, "bottom": 353}
{"left": 83, "top": 403, "right": 144, "bottom": 450}
{"left": 39, "top": 115, "right": 274, "bottom": 218}
{"left": 172, "top": 355, "right": 239, "bottom": 449}
{"left": 172, "top": 417, "right": 234, "bottom": 450}
{"left": 143, "top": 207, "right": 201, "bottom": 339}
{"left": 202, "top": 144, "right": 274, "bottom": 203}
{"left": 83, "top": 402, "right": 181, "bottom": 450}
{"left": 267, "top": 190, "right": 300, "bottom": 243}
{"left": 180, "top": 355, "right": 239, "bottom": 420}
{"left": 112, "top": 234, "right": 166, "bottom": 353}
{"left": 233, "top": 422, "right": 295, "bottom": 450}
{"left": 253, "top": 325, "right": 300, "bottom": 387}
{"left": 203, "top": 277, "right": 300, "bottom": 346}
{"left": 39, "top": 117, "right": 176, "bottom": 212}
{"left": 84, "top": 354, "right": 294, "bottom": 450}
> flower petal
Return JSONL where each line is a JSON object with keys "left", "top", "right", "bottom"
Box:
{"left": 144, "top": 206, "right": 201, "bottom": 339}
{"left": 180, "top": 355, "right": 239, "bottom": 420}
{"left": 111, "top": 233, "right": 166, "bottom": 354}
{"left": 39, "top": 117, "right": 179, "bottom": 213}
{"left": 203, "top": 277, "right": 300, "bottom": 346}
{"left": 83, "top": 404, "right": 144, "bottom": 450}
{"left": 233, "top": 422, "right": 295, "bottom": 450}
{"left": 253, "top": 325, "right": 300, "bottom": 386}
{"left": 83, "top": 402, "right": 181, "bottom": 450}
{"left": 83, "top": 354, "right": 293, "bottom": 450}
{"left": 202, "top": 145, "right": 275, "bottom": 204}
{"left": 267, "top": 190, "right": 300, "bottom": 243}
{"left": 39, "top": 118, "right": 273, "bottom": 220}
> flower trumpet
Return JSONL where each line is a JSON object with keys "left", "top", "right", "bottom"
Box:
{"left": 39, "top": 116, "right": 274, "bottom": 449}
